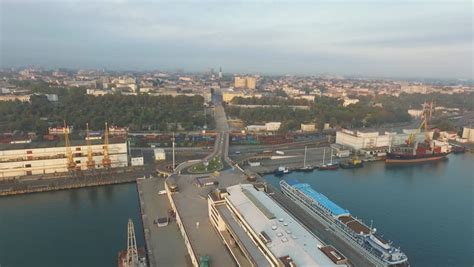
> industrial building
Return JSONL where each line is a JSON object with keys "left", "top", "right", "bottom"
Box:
{"left": 246, "top": 122, "right": 281, "bottom": 132}
{"left": 462, "top": 127, "right": 474, "bottom": 143}
{"left": 0, "top": 140, "right": 129, "bottom": 180}
{"left": 335, "top": 129, "right": 431, "bottom": 152}
{"left": 208, "top": 184, "right": 348, "bottom": 267}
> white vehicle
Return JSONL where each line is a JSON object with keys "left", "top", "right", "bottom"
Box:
{"left": 275, "top": 150, "right": 285, "bottom": 155}
{"left": 157, "top": 190, "right": 167, "bottom": 195}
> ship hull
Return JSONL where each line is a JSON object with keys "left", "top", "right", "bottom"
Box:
{"left": 385, "top": 153, "right": 448, "bottom": 164}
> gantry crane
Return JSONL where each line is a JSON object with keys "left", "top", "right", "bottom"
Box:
{"left": 86, "top": 123, "right": 96, "bottom": 170}
{"left": 102, "top": 122, "right": 112, "bottom": 168}
{"left": 63, "top": 121, "right": 76, "bottom": 172}
{"left": 407, "top": 101, "right": 433, "bottom": 145}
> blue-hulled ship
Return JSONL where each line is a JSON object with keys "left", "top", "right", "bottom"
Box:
{"left": 280, "top": 179, "right": 409, "bottom": 266}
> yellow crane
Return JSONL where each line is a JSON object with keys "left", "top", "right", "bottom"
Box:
{"left": 102, "top": 122, "right": 112, "bottom": 168}
{"left": 86, "top": 123, "right": 96, "bottom": 170}
{"left": 63, "top": 121, "right": 76, "bottom": 171}
{"left": 407, "top": 101, "right": 433, "bottom": 145}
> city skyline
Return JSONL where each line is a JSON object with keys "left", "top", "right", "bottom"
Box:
{"left": 1, "top": 0, "right": 473, "bottom": 79}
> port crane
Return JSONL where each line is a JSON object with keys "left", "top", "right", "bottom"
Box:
{"left": 102, "top": 122, "right": 112, "bottom": 168}
{"left": 86, "top": 123, "right": 96, "bottom": 170}
{"left": 121, "top": 219, "right": 147, "bottom": 267}
{"left": 407, "top": 101, "right": 433, "bottom": 145}
{"left": 63, "top": 121, "right": 76, "bottom": 172}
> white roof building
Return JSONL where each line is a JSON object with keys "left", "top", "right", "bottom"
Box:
{"left": 208, "top": 184, "right": 347, "bottom": 267}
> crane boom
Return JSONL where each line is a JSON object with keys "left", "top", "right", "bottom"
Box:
{"left": 102, "top": 122, "right": 112, "bottom": 168}
{"left": 63, "top": 121, "right": 76, "bottom": 171}
{"left": 125, "top": 219, "right": 139, "bottom": 267}
{"left": 86, "top": 123, "right": 95, "bottom": 170}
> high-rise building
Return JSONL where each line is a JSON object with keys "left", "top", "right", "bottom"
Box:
{"left": 246, "top": 77, "right": 256, "bottom": 89}
{"left": 218, "top": 67, "right": 223, "bottom": 79}
{"left": 234, "top": 76, "right": 256, "bottom": 89}
{"left": 234, "top": 76, "right": 247, "bottom": 88}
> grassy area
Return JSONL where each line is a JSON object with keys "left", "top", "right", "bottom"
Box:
{"left": 189, "top": 156, "right": 224, "bottom": 173}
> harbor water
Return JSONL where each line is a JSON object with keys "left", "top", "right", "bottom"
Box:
{"left": 0, "top": 154, "right": 472, "bottom": 267}
{"left": 0, "top": 183, "right": 144, "bottom": 267}
{"left": 265, "top": 153, "right": 474, "bottom": 267}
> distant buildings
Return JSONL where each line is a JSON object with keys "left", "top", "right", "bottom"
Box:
{"left": 246, "top": 122, "right": 281, "bottom": 132}
{"left": 342, "top": 98, "right": 359, "bottom": 107}
{"left": 0, "top": 94, "right": 31, "bottom": 102}
{"left": 234, "top": 76, "right": 256, "bottom": 89}
{"left": 300, "top": 123, "right": 316, "bottom": 132}
{"left": 407, "top": 109, "right": 424, "bottom": 118}
{"left": 462, "top": 127, "right": 474, "bottom": 143}
{"left": 222, "top": 89, "right": 250, "bottom": 102}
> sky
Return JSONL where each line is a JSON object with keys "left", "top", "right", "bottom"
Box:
{"left": 1, "top": 0, "right": 473, "bottom": 79}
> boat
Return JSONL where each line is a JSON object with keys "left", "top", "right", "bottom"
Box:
{"left": 318, "top": 147, "right": 339, "bottom": 170}
{"left": 451, "top": 145, "right": 466, "bottom": 154}
{"left": 340, "top": 157, "right": 364, "bottom": 169}
{"left": 280, "top": 179, "right": 409, "bottom": 267}
{"left": 295, "top": 146, "right": 314, "bottom": 172}
{"left": 275, "top": 166, "right": 291, "bottom": 176}
{"left": 386, "top": 102, "right": 450, "bottom": 164}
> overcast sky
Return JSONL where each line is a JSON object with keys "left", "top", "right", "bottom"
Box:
{"left": 1, "top": 0, "right": 472, "bottom": 78}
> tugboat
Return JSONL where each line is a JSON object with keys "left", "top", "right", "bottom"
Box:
{"left": 275, "top": 166, "right": 291, "bottom": 176}
{"left": 340, "top": 157, "right": 364, "bottom": 169}
{"left": 295, "top": 146, "right": 314, "bottom": 172}
{"left": 318, "top": 147, "right": 339, "bottom": 171}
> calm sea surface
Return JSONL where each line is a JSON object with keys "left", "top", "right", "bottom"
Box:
{"left": 0, "top": 154, "right": 472, "bottom": 267}
{"left": 265, "top": 153, "right": 474, "bottom": 267}
{"left": 0, "top": 183, "right": 144, "bottom": 267}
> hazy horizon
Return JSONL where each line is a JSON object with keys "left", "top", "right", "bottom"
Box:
{"left": 1, "top": 0, "right": 472, "bottom": 79}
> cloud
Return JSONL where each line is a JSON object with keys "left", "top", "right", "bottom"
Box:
{"left": 1, "top": 0, "right": 472, "bottom": 78}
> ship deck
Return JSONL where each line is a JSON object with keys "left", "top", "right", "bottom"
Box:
{"left": 338, "top": 215, "right": 371, "bottom": 235}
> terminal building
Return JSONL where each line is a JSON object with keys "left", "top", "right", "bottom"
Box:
{"left": 0, "top": 140, "right": 129, "bottom": 180}
{"left": 208, "top": 184, "right": 348, "bottom": 266}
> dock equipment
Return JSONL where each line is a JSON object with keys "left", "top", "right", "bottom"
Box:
{"left": 102, "top": 122, "right": 112, "bottom": 168}
{"left": 63, "top": 122, "right": 76, "bottom": 172}
{"left": 86, "top": 123, "right": 96, "bottom": 170}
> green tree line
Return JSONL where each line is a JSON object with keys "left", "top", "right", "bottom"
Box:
{"left": 0, "top": 87, "right": 212, "bottom": 134}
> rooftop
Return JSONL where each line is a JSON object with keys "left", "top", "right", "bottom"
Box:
{"left": 226, "top": 184, "right": 345, "bottom": 267}
{"left": 0, "top": 138, "right": 126, "bottom": 151}
{"left": 286, "top": 179, "right": 349, "bottom": 217}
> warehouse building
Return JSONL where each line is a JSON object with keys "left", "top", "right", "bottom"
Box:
{"left": 0, "top": 140, "right": 129, "bottom": 180}
{"left": 335, "top": 129, "right": 430, "bottom": 152}
{"left": 208, "top": 184, "right": 347, "bottom": 267}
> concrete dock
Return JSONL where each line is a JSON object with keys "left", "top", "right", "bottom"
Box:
{"left": 137, "top": 177, "right": 190, "bottom": 267}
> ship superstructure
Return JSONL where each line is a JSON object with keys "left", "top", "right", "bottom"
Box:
{"left": 280, "top": 179, "right": 409, "bottom": 266}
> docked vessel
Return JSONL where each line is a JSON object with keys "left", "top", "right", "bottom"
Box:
{"left": 386, "top": 102, "right": 450, "bottom": 164}
{"left": 295, "top": 146, "right": 314, "bottom": 172}
{"left": 340, "top": 157, "right": 364, "bottom": 169}
{"left": 275, "top": 166, "right": 291, "bottom": 176}
{"left": 385, "top": 142, "right": 449, "bottom": 164}
{"left": 280, "top": 179, "right": 409, "bottom": 266}
{"left": 318, "top": 147, "right": 339, "bottom": 170}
